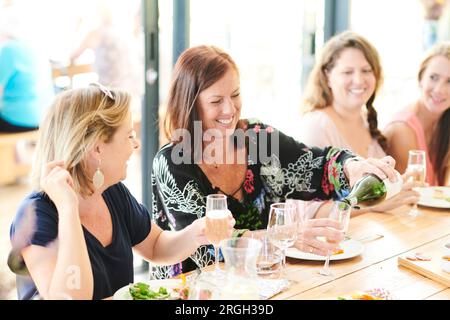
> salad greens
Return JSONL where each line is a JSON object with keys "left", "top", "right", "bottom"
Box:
{"left": 129, "top": 282, "right": 171, "bottom": 300}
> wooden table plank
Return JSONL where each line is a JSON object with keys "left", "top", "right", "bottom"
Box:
{"left": 270, "top": 206, "right": 450, "bottom": 300}
{"left": 398, "top": 236, "right": 450, "bottom": 287}
{"left": 426, "top": 288, "right": 450, "bottom": 300}
{"left": 284, "top": 238, "right": 448, "bottom": 300}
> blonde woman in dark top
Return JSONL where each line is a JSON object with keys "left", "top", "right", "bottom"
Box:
{"left": 9, "top": 84, "right": 234, "bottom": 299}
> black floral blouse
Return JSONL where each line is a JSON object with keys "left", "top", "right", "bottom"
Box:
{"left": 150, "top": 120, "right": 355, "bottom": 279}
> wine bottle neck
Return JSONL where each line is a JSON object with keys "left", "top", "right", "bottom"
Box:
{"left": 347, "top": 197, "right": 358, "bottom": 206}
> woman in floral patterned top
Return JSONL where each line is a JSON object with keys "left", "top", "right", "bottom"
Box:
{"left": 150, "top": 45, "right": 398, "bottom": 279}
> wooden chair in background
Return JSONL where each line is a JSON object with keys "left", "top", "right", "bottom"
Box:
{"left": 0, "top": 130, "right": 39, "bottom": 186}
{"left": 51, "top": 63, "right": 95, "bottom": 90}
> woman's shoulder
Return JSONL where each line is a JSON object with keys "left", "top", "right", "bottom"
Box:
{"left": 297, "top": 110, "right": 339, "bottom": 147}
{"left": 17, "top": 192, "right": 55, "bottom": 213}
{"left": 384, "top": 116, "right": 417, "bottom": 139}
{"left": 242, "top": 118, "right": 274, "bottom": 131}
{"left": 300, "top": 110, "right": 333, "bottom": 127}
{"left": 153, "top": 142, "right": 199, "bottom": 175}
{"left": 154, "top": 143, "right": 176, "bottom": 161}
{"left": 11, "top": 192, "right": 57, "bottom": 232}
{"left": 388, "top": 104, "right": 418, "bottom": 124}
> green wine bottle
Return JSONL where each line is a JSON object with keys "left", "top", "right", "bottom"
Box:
{"left": 343, "top": 172, "right": 402, "bottom": 208}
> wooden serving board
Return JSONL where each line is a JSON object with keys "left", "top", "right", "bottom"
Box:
{"left": 398, "top": 238, "right": 450, "bottom": 287}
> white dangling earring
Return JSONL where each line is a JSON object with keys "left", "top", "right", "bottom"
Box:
{"left": 93, "top": 159, "right": 104, "bottom": 190}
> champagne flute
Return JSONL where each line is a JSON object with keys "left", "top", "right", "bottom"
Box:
{"left": 319, "top": 201, "right": 351, "bottom": 277}
{"left": 205, "top": 194, "right": 230, "bottom": 275}
{"left": 266, "top": 202, "right": 298, "bottom": 276}
{"left": 406, "top": 150, "right": 426, "bottom": 217}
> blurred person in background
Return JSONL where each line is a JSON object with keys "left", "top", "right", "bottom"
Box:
{"left": 420, "top": 0, "right": 450, "bottom": 50}
{"left": 384, "top": 42, "right": 450, "bottom": 186}
{"left": 70, "top": 0, "right": 144, "bottom": 115}
{"left": 0, "top": 4, "right": 54, "bottom": 132}
{"left": 296, "top": 31, "right": 422, "bottom": 219}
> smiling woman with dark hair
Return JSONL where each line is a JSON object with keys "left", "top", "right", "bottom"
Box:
{"left": 150, "top": 45, "right": 399, "bottom": 279}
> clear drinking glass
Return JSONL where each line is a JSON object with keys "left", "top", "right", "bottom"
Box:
{"left": 205, "top": 194, "right": 230, "bottom": 275}
{"left": 266, "top": 202, "right": 298, "bottom": 275}
{"left": 255, "top": 235, "right": 283, "bottom": 278}
{"left": 318, "top": 201, "right": 351, "bottom": 277}
{"left": 406, "top": 150, "right": 426, "bottom": 217}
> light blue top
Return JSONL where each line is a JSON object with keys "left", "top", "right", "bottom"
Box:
{"left": 0, "top": 40, "right": 54, "bottom": 127}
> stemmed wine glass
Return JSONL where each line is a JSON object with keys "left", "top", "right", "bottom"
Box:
{"left": 406, "top": 150, "right": 426, "bottom": 217}
{"left": 205, "top": 194, "right": 231, "bottom": 275}
{"left": 318, "top": 201, "right": 351, "bottom": 277}
{"left": 266, "top": 202, "right": 298, "bottom": 276}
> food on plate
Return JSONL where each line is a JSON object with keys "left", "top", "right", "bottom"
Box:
{"left": 406, "top": 252, "right": 432, "bottom": 261}
{"left": 129, "top": 282, "right": 171, "bottom": 300}
{"left": 433, "top": 189, "right": 445, "bottom": 199}
{"left": 333, "top": 248, "right": 344, "bottom": 255}
{"left": 173, "top": 274, "right": 189, "bottom": 300}
{"left": 128, "top": 280, "right": 189, "bottom": 300}
{"left": 432, "top": 189, "right": 450, "bottom": 202}
{"left": 443, "top": 255, "right": 450, "bottom": 261}
{"left": 338, "top": 288, "right": 392, "bottom": 300}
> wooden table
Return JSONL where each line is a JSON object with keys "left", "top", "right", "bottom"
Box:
{"left": 271, "top": 205, "right": 450, "bottom": 300}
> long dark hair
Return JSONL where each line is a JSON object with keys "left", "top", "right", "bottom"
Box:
{"left": 302, "top": 31, "right": 387, "bottom": 151}
{"left": 419, "top": 42, "right": 450, "bottom": 185}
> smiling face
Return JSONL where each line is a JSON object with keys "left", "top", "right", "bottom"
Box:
{"left": 419, "top": 55, "right": 450, "bottom": 116}
{"left": 98, "top": 111, "right": 140, "bottom": 186}
{"left": 197, "top": 68, "right": 241, "bottom": 140}
{"left": 326, "top": 48, "right": 377, "bottom": 112}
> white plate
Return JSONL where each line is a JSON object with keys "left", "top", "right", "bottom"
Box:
{"left": 285, "top": 239, "right": 364, "bottom": 261}
{"left": 113, "top": 279, "right": 183, "bottom": 300}
{"left": 417, "top": 187, "right": 450, "bottom": 209}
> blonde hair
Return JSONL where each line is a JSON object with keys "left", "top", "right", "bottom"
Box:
{"left": 32, "top": 85, "right": 131, "bottom": 196}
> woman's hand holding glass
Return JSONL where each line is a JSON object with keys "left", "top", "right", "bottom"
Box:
{"left": 294, "top": 219, "right": 345, "bottom": 256}
{"left": 204, "top": 194, "right": 234, "bottom": 274}
{"left": 192, "top": 215, "right": 235, "bottom": 247}
{"left": 319, "top": 201, "right": 351, "bottom": 277}
{"left": 286, "top": 199, "right": 345, "bottom": 256}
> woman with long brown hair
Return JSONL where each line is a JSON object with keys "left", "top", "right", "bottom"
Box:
{"left": 384, "top": 42, "right": 450, "bottom": 186}
{"left": 151, "top": 45, "right": 400, "bottom": 278}
{"left": 297, "top": 31, "right": 421, "bottom": 219}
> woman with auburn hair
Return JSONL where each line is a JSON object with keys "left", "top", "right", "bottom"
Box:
{"left": 296, "top": 31, "right": 422, "bottom": 219}
{"left": 151, "top": 45, "right": 400, "bottom": 278}
{"left": 384, "top": 42, "right": 450, "bottom": 186}
{"left": 9, "top": 84, "right": 234, "bottom": 300}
